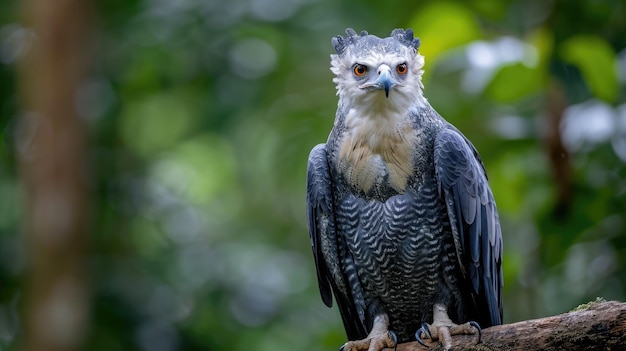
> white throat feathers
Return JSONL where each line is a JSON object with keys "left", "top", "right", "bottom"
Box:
{"left": 330, "top": 30, "right": 426, "bottom": 195}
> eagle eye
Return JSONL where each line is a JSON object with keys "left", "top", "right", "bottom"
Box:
{"left": 396, "top": 63, "right": 408, "bottom": 74}
{"left": 353, "top": 64, "right": 367, "bottom": 77}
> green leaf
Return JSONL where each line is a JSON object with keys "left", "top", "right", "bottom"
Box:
{"left": 559, "top": 35, "right": 618, "bottom": 103}
{"left": 527, "top": 26, "right": 554, "bottom": 68}
{"left": 485, "top": 63, "right": 543, "bottom": 102}
{"left": 118, "top": 90, "right": 200, "bottom": 156}
{"left": 150, "top": 134, "right": 237, "bottom": 204}
{"left": 408, "top": 2, "right": 482, "bottom": 64}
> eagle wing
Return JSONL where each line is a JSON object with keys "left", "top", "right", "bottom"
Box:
{"left": 434, "top": 128, "right": 503, "bottom": 327}
{"left": 306, "top": 144, "right": 367, "bottom": 340}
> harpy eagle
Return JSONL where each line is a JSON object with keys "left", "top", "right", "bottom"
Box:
{"left": 306, "top": 28, "right": 503, "bottom": 351}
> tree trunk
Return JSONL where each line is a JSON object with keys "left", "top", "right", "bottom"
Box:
{"left": 394, "top": 300, "right": 626, "bottom": 351}
{"left": 16, "top": 0, "right": 94, "bottom": 350}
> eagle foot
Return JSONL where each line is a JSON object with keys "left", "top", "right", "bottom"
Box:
{"left": 415, "top": 321, "right": 481, "bottom": 351}
{"left": 339, "top": 330, "right": 397, "bottom": 351}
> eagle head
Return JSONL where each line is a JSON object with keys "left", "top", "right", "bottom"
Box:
{"left": 330, "top": 28, "right": 426, "bottom": 108}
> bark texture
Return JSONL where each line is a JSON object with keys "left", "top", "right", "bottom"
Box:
{"left": 394, "top": 300, "right": 626, "bottom": 351}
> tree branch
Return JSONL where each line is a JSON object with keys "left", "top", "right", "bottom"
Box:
{"left": 394, "top": 300, "right": 626, "bottom": 351}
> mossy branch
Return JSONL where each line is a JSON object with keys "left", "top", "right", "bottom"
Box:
{"left": 392, "top": 300, "right": 626, "bottom": 351}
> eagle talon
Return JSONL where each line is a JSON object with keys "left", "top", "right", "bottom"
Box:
{"left": 389, "top": 330, "right": 398, "bottom": 351}
{"left": 415, "top": 323, "right": 431, "bottom": 347}
{"left": 415, "top": 318, "right": 482, "bottom": 350}
{"left": 421, "top": 323, "right": 432, "bottom": 339}
{"left": 340, "top": 315, "right": 397, "bottom": 351}
{"left": 469, "top": 321, "right": 482, "bottom": 344}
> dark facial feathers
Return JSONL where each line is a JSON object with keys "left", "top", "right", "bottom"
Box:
{"left": 332, "top": 28, "right": 421, "bottom": 56}
{"left": 391, "top": 28, "right": 421, "bottom": 51}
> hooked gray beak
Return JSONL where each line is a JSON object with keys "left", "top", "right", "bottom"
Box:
{"left": 359, "top": 65, "right": 397, "bottom": 98}
{"left": 378, "top": 69, "right": 393, "bottom": 98}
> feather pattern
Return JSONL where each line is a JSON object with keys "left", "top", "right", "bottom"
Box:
{"left": 434, "top": 128, "right": 504, "bottom": 326}
{"left": 306, "top": 28, "right": 503, "bottom": 344}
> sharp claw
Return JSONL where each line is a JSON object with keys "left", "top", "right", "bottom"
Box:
{"left": 389, "top": 330, "right": 398, "bottom": 351}
{"left": 415, "top": 323, "right": 430, "bottom": 347}
{"left": 339, "top": 344, "right": 345, "bottom": 351}
{"left": 421, "top": 322, "right": 432, "bottom": 339}
{"left": 415, "top": 330, "right": 427, "bottom": 347}
{"left": 469, "top": 321, "right": 482, "bottom": 344}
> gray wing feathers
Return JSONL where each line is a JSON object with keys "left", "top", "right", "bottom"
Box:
{"left": 434, "top": 128, "right": 503, "bottom": 326}
{"left": 306, "top": 144, "right": 368, "bottom": 340}
{"left": 306, "top": 144, "right": 335, "bottom": 307}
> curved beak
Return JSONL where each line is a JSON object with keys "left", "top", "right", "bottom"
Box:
{"left": 359, "top": 65, "right": 397, "bottom": 98}
{"left": 378, "top": 69, "right": 394, "bottom": 97}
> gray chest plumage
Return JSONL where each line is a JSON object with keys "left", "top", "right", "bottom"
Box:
{"left": 334, "top": 178, "right": 454, "bottom": 338}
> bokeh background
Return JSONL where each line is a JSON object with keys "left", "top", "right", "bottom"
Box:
{"left": 1, "top": 0, "right": 626, "bottom": 350}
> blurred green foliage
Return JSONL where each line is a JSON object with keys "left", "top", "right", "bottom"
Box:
{"left": 1, "top": 0, "right": 626, "bottom": 350}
